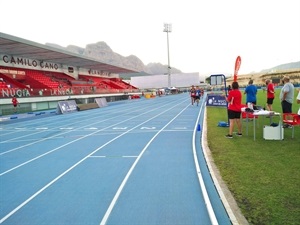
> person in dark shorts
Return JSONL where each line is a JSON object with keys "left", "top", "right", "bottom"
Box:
{"left": 280, "top": 76, "right": 294, "bottom": 113}
{"left": 195, "top": 86, "right": 201, "bottom": 106}
{"left": 265, "top": 79, "right": 275, "bottom": 111}
{"left": 190, "top": 85, "right": 196, "bottom": 105}
{"left": 225, "top": 81, "right": 242, "bottom": 138}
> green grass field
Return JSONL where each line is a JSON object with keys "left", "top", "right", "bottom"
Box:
{"left": 206, "top": 89, "right": 300, "bottom": 225}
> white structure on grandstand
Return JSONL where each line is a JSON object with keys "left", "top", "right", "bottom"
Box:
{"left": 130, "top": 72, "right": 201, "bottom": 89}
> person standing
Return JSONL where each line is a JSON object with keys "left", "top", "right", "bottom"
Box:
{"left": 227, "top": 85, "right": 232, "bottom": 95}
{"left": 225, "top": 81, "right": 242, "bottom": 138}
{"left": 12, "top": 95, "right": 19, "bottom": 113}
{"left": 280, "top": 76, "right": 294, "bottom": 113}
{"left": 200, "top": 88, "right": 204, "bottom": 99}
{"left": 244, "top": 80, "right": 257, "bottom": 107}
{"left": 265, "top": 79, "right": 275, "bottom": 111}
{"left": 195, "top": 86, "right": 201, "bottom": 106}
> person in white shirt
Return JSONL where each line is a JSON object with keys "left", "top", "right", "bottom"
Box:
{"left": 280, "top": 76, "right": 294, "bottom": 113}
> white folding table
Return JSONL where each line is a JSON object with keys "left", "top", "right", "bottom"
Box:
{"left": 244, "top": 110, "right": 282, "bottom": 140}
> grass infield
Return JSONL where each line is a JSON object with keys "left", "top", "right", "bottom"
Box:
{"left": 206, "top": 89, "right": 300, "bottom": 225}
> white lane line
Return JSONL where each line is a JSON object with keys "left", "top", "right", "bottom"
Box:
{"left": 161, "top": 129, "right": 193, "bottom": 132}
{"left": 0, "top": 102, "right": 152, "bottom": 144}
{"left": 100, "top": 103, "right": 190, "bottom": 225}
{"left": 201, "top": 110, "right": 239, "bottom": 225}
{"left": 0, "top": 99, "right": 187, "bottom": 223}
{"left": 112, "top": 127, "right": 128, "bottom": 130}
{"left": 192, "top": 96, "right": 218, "bottom": 225}
{"left": 0, "top": 104, "right": 157, "bottom": 154}
{"left": 140, "top": 127, "right": 156, "bottom": 129}
{"left": 172, "top": 127, "right": 188, "bottom": 129}
{"left": 89, "top": 156, "right": 106, "bottom": 158}
{"left": 89, "top": 156, "right": 138, "bottom": 158}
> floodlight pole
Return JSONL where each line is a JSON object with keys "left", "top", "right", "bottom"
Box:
{"left": 163, "top": 23, "right": 172, "bottom": 88}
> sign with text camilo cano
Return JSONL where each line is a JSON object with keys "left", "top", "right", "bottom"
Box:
{"left": 234, "top": 56, "right": 241, "bottom": 82}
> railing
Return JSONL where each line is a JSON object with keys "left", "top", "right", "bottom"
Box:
{"left": 0, "top": 87, "right": 140, "bottom": 98}
{"left": 2, "top": 106, "right": 31, "bottom": 115}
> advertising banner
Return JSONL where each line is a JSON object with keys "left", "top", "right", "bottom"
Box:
{"left": 56, "top": 100, "right": 78, "bottom": 114}
{"left": 206, "top": 94, "right": 227, "bottom": 107}
{"left": 95, "top": 98, "right": 108, "bottom": 107}
{"left": 234, "top": 56, "right": 241, "bottom": 82}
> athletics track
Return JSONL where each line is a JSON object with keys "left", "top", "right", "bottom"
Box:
{"left": 0, "top": 93, "right": 233, "bottom": 225}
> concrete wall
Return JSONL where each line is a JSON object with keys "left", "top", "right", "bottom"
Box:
{"left": 131, "top": 72, "right": 201, "bottom": 89}
{"left": 0, "top": 93, "right": 139, "bottom": 115}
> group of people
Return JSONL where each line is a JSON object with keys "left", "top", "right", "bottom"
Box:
{"left": 242, "top": 79, "right": 276, "bottom": 112}
{"left": 225, "top": 76, "right": 300, "bottom": 138}
{"left": 190, "top": 85, "right": 204, "bottom": 106}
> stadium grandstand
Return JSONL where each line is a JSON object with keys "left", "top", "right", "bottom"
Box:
{"left": 0, "top": 32, "right": 140, "bottom": 115}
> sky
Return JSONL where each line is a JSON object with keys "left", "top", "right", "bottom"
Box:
{"left": 1, "top": 0, "right": 300, "bottom": 78}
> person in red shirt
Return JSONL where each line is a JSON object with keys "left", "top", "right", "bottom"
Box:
{"left": 225, "top": 81, "right": 242, "bottom": 138}
{"left": 265, "top": 79, "right": 275, "bottom": 111}
{"left": 12, "top": 95, "right": 19, "bottom": 113}
{"left": 190, "top": 85, "right": 196, "bottom": 105}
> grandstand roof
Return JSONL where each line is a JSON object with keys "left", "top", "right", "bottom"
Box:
{"left": 0, "top": 32, "right": 137, "bottom": 74}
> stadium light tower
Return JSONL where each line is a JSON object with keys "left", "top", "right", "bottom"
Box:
{"left": 163, "top": 23, "right": 172, "bottom": 88}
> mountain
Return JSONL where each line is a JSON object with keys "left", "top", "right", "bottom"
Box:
{"left": 45, "top": 42, "right": 181, "bottom": 75}
{"left": 46, "top": 42, "right": 299, "bottom": 77}
{"left": 261, "top": 61, "right": 300, "bottom": 73}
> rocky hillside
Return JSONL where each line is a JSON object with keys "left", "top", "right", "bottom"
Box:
{"left": 46, "top": 42, "right": 181, "bottom": 75}
{"left": 46, "top": 42, "right": 299, "bottom": 79}
{"left": 262, "top": 61, "right": 300, "bottom": 73}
